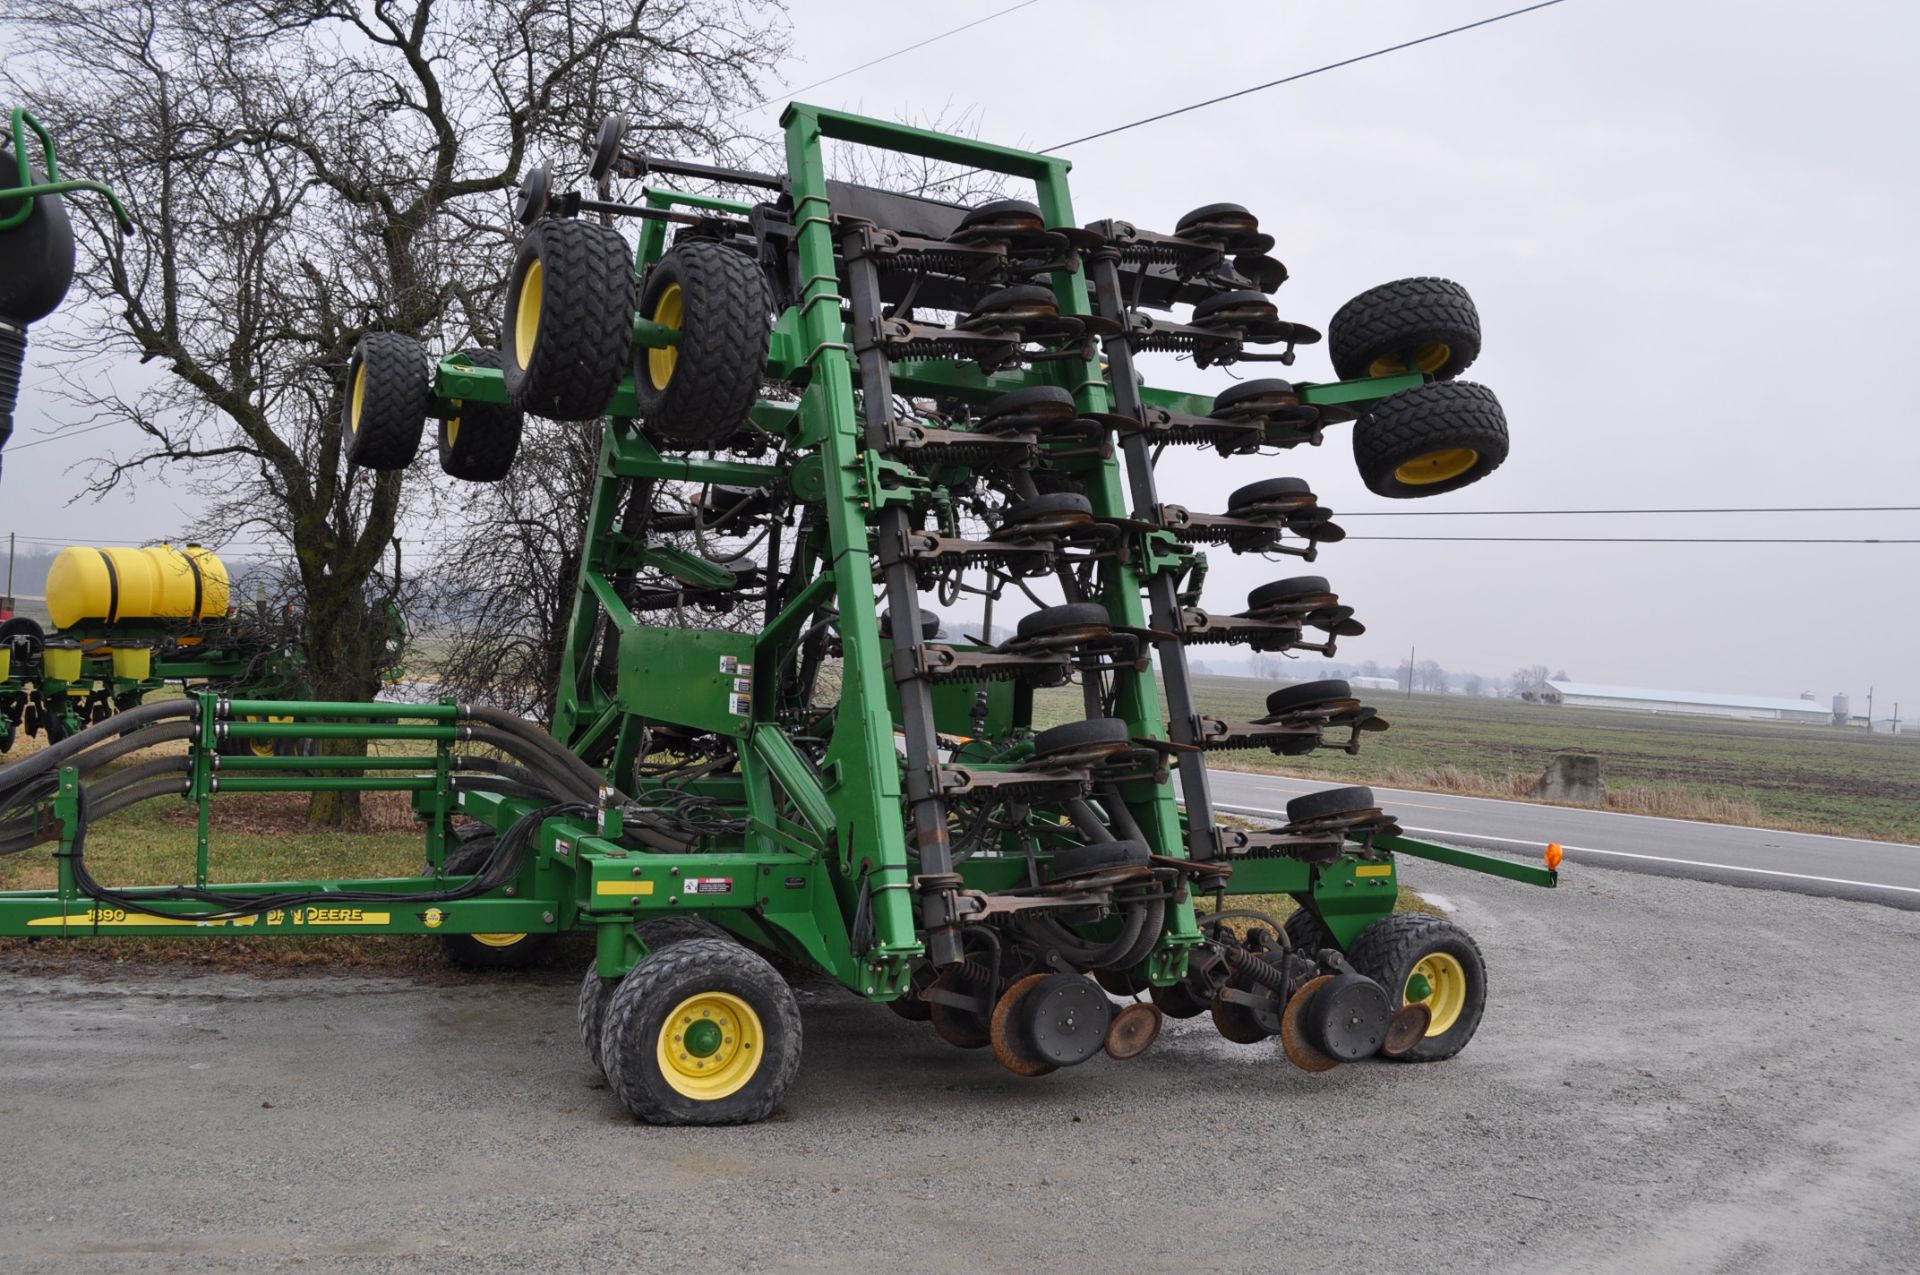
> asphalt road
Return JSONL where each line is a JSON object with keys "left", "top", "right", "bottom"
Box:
{"left": 1207, "top": 767, "right": 1920, "bottom": 907}
{"left": 3, "top": 858, "right": 1917, "bottom": 1273}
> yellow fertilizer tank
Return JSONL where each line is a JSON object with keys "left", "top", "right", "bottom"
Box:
{"left": 45, "top": 544, "right": 230, "bottom": 629}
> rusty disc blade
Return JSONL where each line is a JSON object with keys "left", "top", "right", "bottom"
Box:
{"left": 1279, "top": 974, "right": 1340, "bottom": 1074}
{"left": 989, "top": 972, "right": 1058, "bottom": 1077}
{"left": 928, "top": 966, "right": 993, "bottom": 1050}
{"left": 1103, "top": 1002, "right": 1164, "bottom": 1061}
{"left": 1382, "top": 1003, "right": 1432, "bottom": 1058}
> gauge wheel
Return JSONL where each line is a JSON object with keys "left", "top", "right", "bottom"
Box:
{"left": 1328, "top": 277, "right": 1480, "bottom": 381}
{"left": 342, "top": 332, "right": 431, "bottom": 471}
{"left": 599, "top": 937, "right": 803, "bottom": 1125}
{"left": 434, "top": 837, "right": 554, "bottom": 970}
{"left": 633, "top": 240, "right": 771, "bottom": 448}
{"left": 1352, "top": 380, "right": 1508, "bottom": 499}
{"left": 502, "top": 217, "right": 637, "bottom": 421}
{"left": 437, "top": 348, "right": 524, "bottom": 481}
{"left": 1347, "top": 913, "right": 1488, "bottom": 1062}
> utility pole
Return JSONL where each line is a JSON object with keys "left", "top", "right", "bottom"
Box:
{"left": 1866, "top": 685, "right": 1875, "bottom": 732}
{"left": 1892, "top": 703, "right": 1902, "bottom": 737}
{"left": 1407, "top": 644, "right": 1415, "bottom": 699}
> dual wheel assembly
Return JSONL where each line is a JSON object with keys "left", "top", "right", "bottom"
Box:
{"left": 1331, "top": 276, "right": 1509, "bottom": 499}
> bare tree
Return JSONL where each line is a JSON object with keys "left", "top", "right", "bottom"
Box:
{"left": 1512, "top": 664, "right": 1552, "bottom": 690}
{"left": 1, "top": 0, "right": 787, "bottom": 820}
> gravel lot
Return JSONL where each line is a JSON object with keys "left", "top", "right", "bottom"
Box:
{"left": 2, "top": 859, "right": 1917, "bottom": 1274}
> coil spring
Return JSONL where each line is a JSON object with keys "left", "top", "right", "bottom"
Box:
{"left": 1221, "top": 944, "right": 1290, "bottom": 993}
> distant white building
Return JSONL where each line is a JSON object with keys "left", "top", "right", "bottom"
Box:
{"left": 1521, "top": 680, "right": 1832, "bottom": 724}
{"left": 1350, "top": 675, "right": 1399, "bottom": 692}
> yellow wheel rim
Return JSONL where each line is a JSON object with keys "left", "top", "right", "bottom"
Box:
{"left": 445, "top": 355, "right": 472, "bottom": 448}
{"left": 648, "top": 282, "right": 683, "bottom": 390}
{"left": 1370, "top": 342, "right": 1452, "bottom": 377}
{"left": 244, "top": 714, "right": 293, "bottom": 758}
{"left": 471, "top": 932, "right": 527, "bottom": 949}
{"left": 656, "top": 989, "right": 763, "bottom": 1101}
{"left": 514, "top": 258, "right": 544, "bottom": 366}
{"left": 349, "top": 363, "right": 366, "bottom": 433}
{"left": 1395, "top": 447, "right": 1479, "bottom": 486}
{"left": 1406, "top": 952, "right": 1468, "bottom": 1036}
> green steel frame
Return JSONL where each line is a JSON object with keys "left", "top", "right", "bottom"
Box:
{"left": 0, "top": 104, "right": 1556, "bottom": 997}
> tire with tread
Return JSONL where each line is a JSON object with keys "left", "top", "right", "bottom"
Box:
{"left": 634, "top": 240, "right": 771, "bottom": 447}
{"left": 1287, "top": 786, "right": 1377, "bottom": 823}
{"left": 1017, "top": 603, "right": 1110, "bottom": 639}
{"left": 1329, "top": 277, "right": 1480, "bottom": 382}
{"left": 1032, "top": 716, "right": 1129, "bottom": 758}
{"left": 1284, "top": 908, "right": 1337, "bottom": 955}
{"left": 1347, "top": 913, "right": 1487, "bottom": 1062}
{"left": 436, "top": 838, "right": 554, "bottom": 970}
{"left": 1247, "top": 575, "right": 1331, "bottom": 611}
{"left": 1265, "top": 679, "right": 1352, "bottom": 716}
{"left": 599, "top": 937, "right": 802, "bottom": 1125}
{"left": 502, "top": 217, "right": 637, "bottom": 421}
{"left": 1228, "top": 476, "right": 1310, "bottom": 510}
{"left": 437, "top": 348, "right": 524, "bottom": 481}
{"left": 342, "top": 332, "right": 431, "bottom": 471}
{"left": 1353, "top": 380, "right": 1508, "bottom": 499}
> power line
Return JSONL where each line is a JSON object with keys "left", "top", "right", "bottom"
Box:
{"left": 1347, "top": 536, "right": 1920, "bottom": 544}
{"left": 6, "top": 419, "right": 129, "bottom": 451}
{"left": 1338, "top": 505, "right": 1920, "bottom": 517}
{"left": 1039, "top": 0, "right": 1575, "bottom": 154}
{"left": 736, "top": 1, "right": 1045, "bottom": 120}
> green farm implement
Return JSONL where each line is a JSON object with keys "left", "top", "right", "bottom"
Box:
{"left": 0, "top": 105, "right": 1557, "bottom": 1124}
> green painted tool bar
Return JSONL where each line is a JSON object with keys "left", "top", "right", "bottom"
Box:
{"left": 213, "top": 776, "right": 436, "bottom": 793}
{"left": 220, "top": 721, "right": 462, "bottom": 741}
{"left": 212, "top": 755, "right": 444, "bottom": 771}
{"left": 221, "top": 698, "right": 463, "bottom": 719}
{"left": 1376, "top": 833, "right": 1559, "bottom": 888}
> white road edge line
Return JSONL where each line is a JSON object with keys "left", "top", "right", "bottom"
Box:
{"left": 1209, "top": 804, "right": 1920, "bottom": 897}
{"left": 1209, "top": 769, "right": 1918, "bottom": 852}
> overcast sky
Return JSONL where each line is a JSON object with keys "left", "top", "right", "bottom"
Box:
{"left": 6, "top": 0, "right": 1917, "bottom": 716}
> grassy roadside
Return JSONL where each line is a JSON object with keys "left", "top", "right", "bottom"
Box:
{"left": 1037, "top": 677, "right": 1920, "bottom": 844}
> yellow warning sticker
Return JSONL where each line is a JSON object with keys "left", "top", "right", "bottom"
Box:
{"left": 596, "top": 880, "right": 656, "bottom": 896}
{"left": 1354, "top": 864, "right": 1394, "bottom": 878}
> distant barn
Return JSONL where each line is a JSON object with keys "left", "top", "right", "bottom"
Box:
{"left": 1520, "top": 679, "right": 1832, "bottom": 724}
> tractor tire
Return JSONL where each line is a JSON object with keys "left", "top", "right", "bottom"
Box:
{"left": 1347, "top": 913, "right": 1488, "bottom": 1062}
{"left": 633, "top": 240, "right": 770, "bottom": 448}
{"left": 1352, "top": 380, "right": 1508, "bottom": 499}
{"left": 635, "top": 915, "right": 729, "bottom": 953}
{"left": 1265, "top": 679, "right": 1352, "bottom": 716}
{"left": 1283, "top": 908, "right": 1337, "bottom": 955}
{"left": 435, "top": 837, "right": 554, "bottom": 971}
{"left": 502, "top": 217, "right": 637, "bottom": 421}
{"left": 578, "top": 961, "right": 615, "bottom": 1072}
{"left": 342, "top": 332, "right": 431, "bottom": 471}
{"left": 437, "top": 348, "right": 523, "bottom": 482}
{"left": 599, "top": 936, "right": 802, "bottom": 1125}
{"left": 579, "top": 918, "right": 729, "bottom": 1075}
{"left": 1329, "top": 277, "right": 1480, "bottom": 382}
{"left": 1247, "top": 575, "right": 1331, "bottom": 612}
{"left": 1286, "top": 786, "right": 1377, "bottom": 824}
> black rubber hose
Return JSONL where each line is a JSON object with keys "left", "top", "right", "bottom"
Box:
{"left": 1063, "top": 798, "right": 1116, "bottom": 843}
{"left": 0, "top": 700, "right": 197, "bottom": 797}
{"left": 465, "top": 727, "right": 598, "bottom": 801}
{"left": 464, "top": 706, "right": 615, "bottom": 795}
{"left": 1023, "top": 899, "right": 1151, "bottom": 971}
